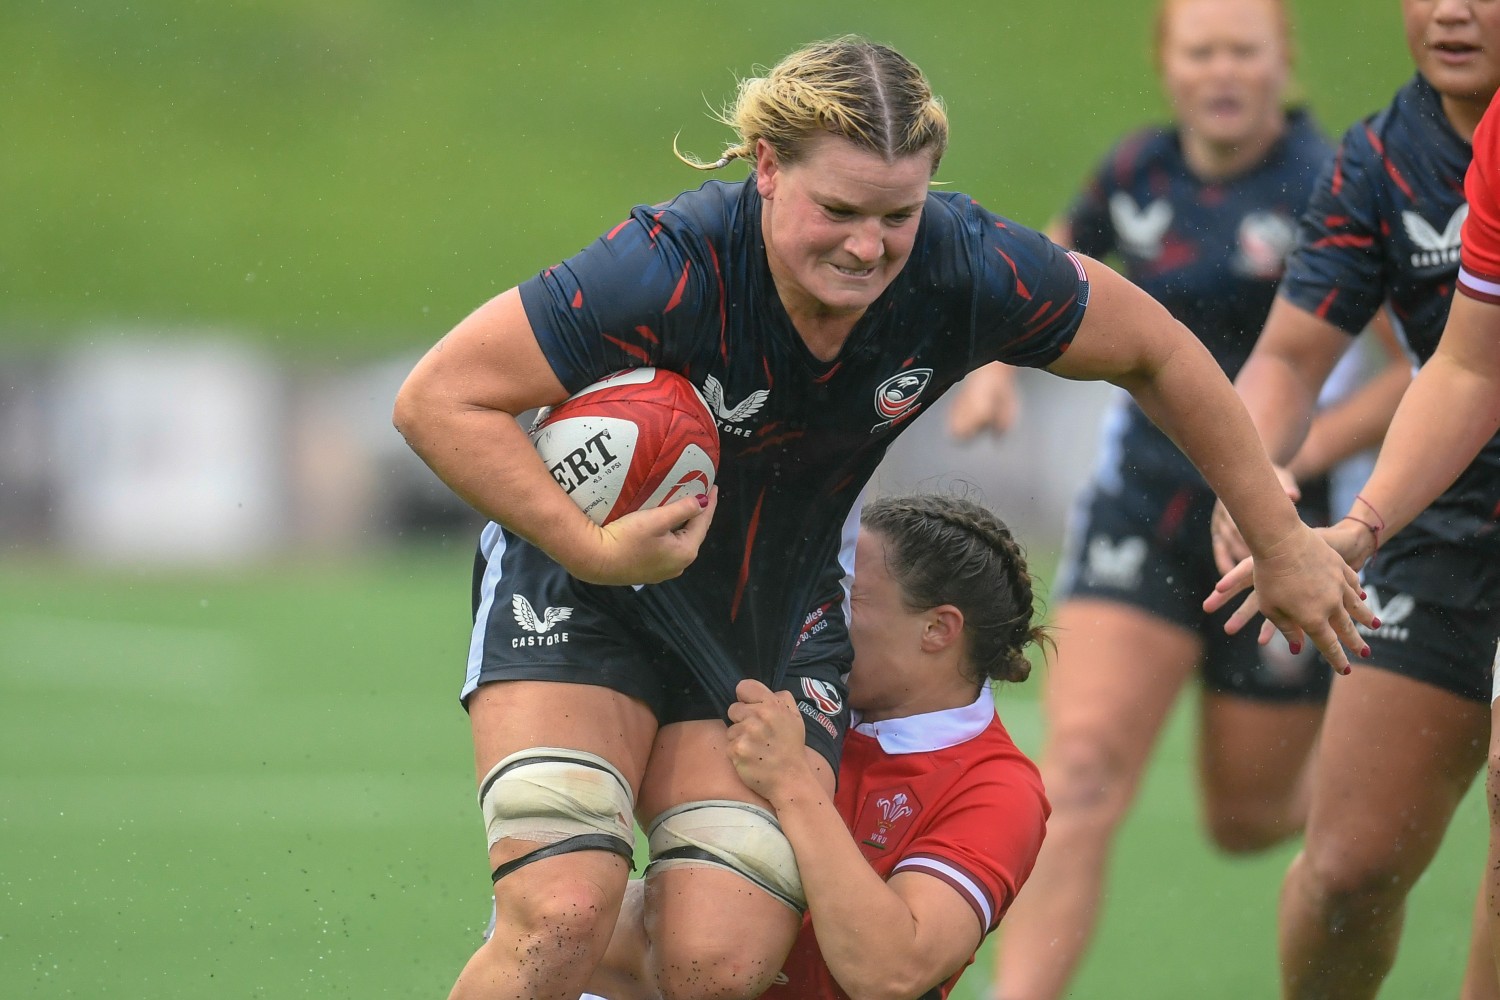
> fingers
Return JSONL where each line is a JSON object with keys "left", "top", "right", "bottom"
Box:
{"left": 734, "top": 678, "right": 773, "bottom": 703}
{"left": 1222, "top": 590, "right": 1261, "bottom": 636}
{"left": 1203, "top": 555, "right": 1255, "bottom": 614}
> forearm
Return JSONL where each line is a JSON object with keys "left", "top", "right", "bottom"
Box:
{"left": 1356, "top": 346, "right": 1500, "bottom": 541}
{"left": 1123, "top": 336, "right": 1304, "bottom": 554}
{"left": 1288, "top": 360, "right": 1412, "bottom": 481}
{"left": 768, "top": 777, "right": 939, "bottom": 1000}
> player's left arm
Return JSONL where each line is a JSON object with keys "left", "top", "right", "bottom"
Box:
{"left": 1326, "top": 292, "right": 1500, "bottom": 563}
{"left": 1045, "top": 256, "right": 1371, "bottom": 668}
{"left": 726, "top": 681, "right": 985, "bottom": 1000}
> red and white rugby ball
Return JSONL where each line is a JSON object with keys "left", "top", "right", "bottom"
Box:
{"left": 529, "top": 368, "right": 719, "bottom": 525}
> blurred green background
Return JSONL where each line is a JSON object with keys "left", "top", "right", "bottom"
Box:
{"left": 2, "top": 2, "right": 1482, "bottom": 998}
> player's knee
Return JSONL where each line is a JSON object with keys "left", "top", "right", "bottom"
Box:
{"left": 1042, "top": 735, "right": 1137, "bottom": 825}
{"left": 1299, "top": 838, "right": 1411, "bottom": 909}
{"left": 496, "top": 874, "right": 618, "bottom": 945}
{"left": 1202, "top": 791, "right": 1300, "bottom": 854}
{"left": 654, "top": 944, "right": 783, "bottom": 1000}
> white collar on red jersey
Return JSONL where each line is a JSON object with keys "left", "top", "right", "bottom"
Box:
{"left": 851, "top": 687, "right": 996, "bottom": 755}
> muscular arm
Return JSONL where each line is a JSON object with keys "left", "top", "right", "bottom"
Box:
{"left": 726, "top": 682, "right": 983, "bottom": 1000}
{"left": 392, "top": 289, "right": 712, "bottom": 584}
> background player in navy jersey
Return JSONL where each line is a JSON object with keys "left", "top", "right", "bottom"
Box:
{"left": 944, "top": 4, "right": 1412, "bottom": 998}
{"left": 1207, "top": 2, "right": 1500, "bottom": 996}
{"left": 585, "top": 494, "right": 1051, "bottom": 1000}
{"left": 1218, "top": 82, "right": 1500, "bottom": 992}
{"left": 393, "top": 35, "right": 1370, "bottom": 1000}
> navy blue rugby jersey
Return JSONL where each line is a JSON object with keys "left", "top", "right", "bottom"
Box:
{"left": 1067, "top": 109, "right": 1331, "bottom": 485}
{"left": 1280, "top": 73, "right": 1500, "bottom": 603}
{"left": 516, "top": 177, "right": 1089, "bottom": 709}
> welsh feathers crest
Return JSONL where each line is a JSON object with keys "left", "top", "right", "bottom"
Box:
{"left": 512, "top": 594, "right": 573, "bottom": 633}
{"left": 1109, "top": 193, "right": 1173, "bottom": 260}
{"left": 701, "top": 375, "right": 769, "bottom": 424}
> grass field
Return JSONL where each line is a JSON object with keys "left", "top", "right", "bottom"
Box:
{"left": 0, "top": 545, "right": 1484, "bottom": 999}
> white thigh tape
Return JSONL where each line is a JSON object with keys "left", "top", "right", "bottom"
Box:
{"left": 479, "top": 747, "right": 634, "bottom": 850}
{"left": 646, "top": 800, "right": 805, "bottom": 911}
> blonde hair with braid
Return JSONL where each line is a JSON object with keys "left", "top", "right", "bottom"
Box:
{"left": 677, "top": 36, "right": 949, "bottom": 175}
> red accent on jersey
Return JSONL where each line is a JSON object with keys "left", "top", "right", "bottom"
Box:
{"left": 730, "top": 487, "right": 766, "bottom": 621}
{"left": 762, "top": 355, "right": 774, "bottom": 387}
{"left": 707, "top": 242, "right": 728, "bottom": 363}
{"left": 606, "top": 219, "right": 632, "bottom": 240}
{"left": 1331, "top": 147, "right": 1345, "bottom": 196}
{"left": 634, "top": 325, "right": 660, "bottom": 344}
{"left": 601, "top": 334, "right": 651, "bottom": 364}
{"left": 571, "top": 289, "right": 584, "bottom": 309}
{"left": 741, "top": 429, "right": 807, "bottom": 456}
{"left": 1156, "top": 486, "right": 1192, "bottom": 541}
{"left": 665, "top": 261, "right": 691, "bottom": 313}
{"left": 1310, "top": 234, "right": 1375, "bottom": 250}
{"left": 994, "top": 246, "right": 1032, "bottom": 300}
{"left": 1314, "top": 288, "right": 1339, "bottom": 319}
{"left": 812, "top": 363, "right": 844, "bottom": 384}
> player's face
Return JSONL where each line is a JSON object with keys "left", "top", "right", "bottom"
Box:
{"left": 1404, "top": 0, "right": 1500, "bottom": 105}
{"left": 756, "top": 134, "right": 933, "bottom": 321}
{"left": 846, "top": 529, "right": 928, "bottom": 721}
{"left": 1160, "top": 0, "right": 1289, "bottom": 150}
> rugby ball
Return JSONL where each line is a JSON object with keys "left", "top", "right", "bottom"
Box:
{"left": 529, "top": 368, "right": 720, "bottom": 525}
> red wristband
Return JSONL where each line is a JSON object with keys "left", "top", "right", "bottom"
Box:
{"left": 1340, "top": 514, "right": 1381, "bottom": 553}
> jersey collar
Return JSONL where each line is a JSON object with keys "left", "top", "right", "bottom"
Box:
{"left": 851, "top": 687, "right": 996, "bottom": 755}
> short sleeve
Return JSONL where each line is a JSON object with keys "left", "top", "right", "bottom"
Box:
{"left": 1278, "top": 127, "right": 1388, "bottom": 334}
{"left": 518, "top": 207, "right": 719, "bottom": 391}
{"left": 1460, "top": 103, "right": 1500, "bottom": 302}
{"left": 972, "top": 212, "right": 1091, "bottom": 369}
{"left": 890, "top": 760, "right": 1048, "bottom": 933}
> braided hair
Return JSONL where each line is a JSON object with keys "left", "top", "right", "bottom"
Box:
{"left": 860, "top": 494, "right": 1050, "bottom": 685}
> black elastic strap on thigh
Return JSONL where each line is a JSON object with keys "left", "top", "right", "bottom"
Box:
{"left": 644, "top": 846, "right": 803, "bottom": 912}
{"left": 491, "top": 833, "right": 634, "bottom": 883}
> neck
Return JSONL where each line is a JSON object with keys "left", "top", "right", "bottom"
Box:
{"left": 1441, "top": 92, "right": 1490, "bottom": 142}
{"left": 1180, "top": 112, "right": 1286, "bottom": 181}
{"left": 858, "top": 669, "right": 982, "bottom": 724}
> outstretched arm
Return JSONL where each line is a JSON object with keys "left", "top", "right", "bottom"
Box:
{"left": 1047, "top": 256, "right": 1371, "bottom": 668}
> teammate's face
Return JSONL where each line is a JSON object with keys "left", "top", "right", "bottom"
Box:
{"left": 756, "top": 134, "right": 933, "bottom": 322}
{"left": 1160, "top": 0, "right": 1289, "bottom": 150}
{"left": 1404, "top": 0, "right": 1500, "bottom": 106}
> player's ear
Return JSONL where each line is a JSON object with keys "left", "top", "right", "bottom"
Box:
{"left": 920, "top": 605, "right": 964, "bottom": 654}
{"left": 755, "top": 139, "right": 780, "bottom": 199}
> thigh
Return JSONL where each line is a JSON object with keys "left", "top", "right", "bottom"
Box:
{"left": 1198, "top": 691, "right": 1322, "bottom": 804}
{"left": 1042, "top": 598, "right": 1202, "bottom": 770}
{"left": 1304, "top": 665, "right": 1486, "bottom": 881}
